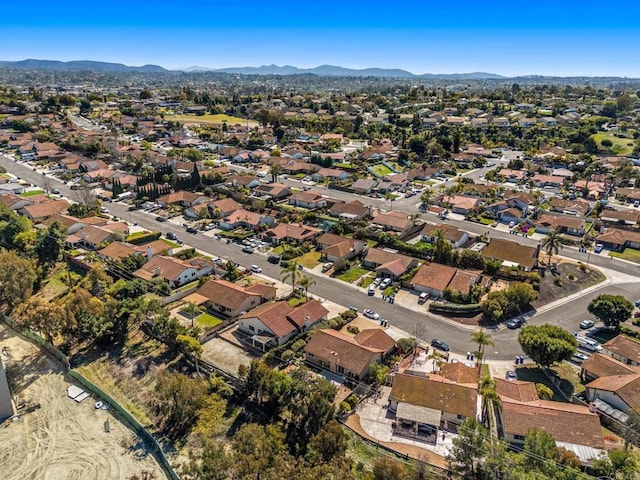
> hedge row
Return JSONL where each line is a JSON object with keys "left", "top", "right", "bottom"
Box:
{"left": 429, "top": 302, "right": 482, "bottom": 314}
{"left": 126, "top": 231, "right": 162, "bottom": 245}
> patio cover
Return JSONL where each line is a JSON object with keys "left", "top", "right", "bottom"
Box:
{"left": 396, "top": 401, "right": 441, "bottom": 427}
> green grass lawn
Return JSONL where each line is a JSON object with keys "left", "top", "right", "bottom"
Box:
{"left": 287, "top": 296, "right": 307, "bottom": 307}
{"left": 360, "top": 276, "right": 375, "bottom": 288}
{"left": 196, "top": 312, "right": 224, "bottom": 328}
{"left": 126, "top": 231, "right": 151, "bottom": 240}
{"left": 337, "top": 266, "right": 368, "bottom": 283}
{"left": 370, "top": 164, "right": 393, "bottom": 177}
{"left": 592, "top": 132, "right": 635, "bottom": 156}
{"left": 610, "top": 248, "right": 640, "bottom": 264}
{"left": 297, "top": 250, "right": 321, "bottom": 268}
{"left": 20, "top": 189, "right": 44, "bottom": 197}
{"left": 478, "top": 217, "right": 494, "bottom": 225}
{"left": 166, "top": 113, "right": 257, "bottom": 126}
{"left": 161, "top": 239, "right": 181, "bottom": 248}
{"left": 385, "top": 193, "right": 400, "bottom": 200}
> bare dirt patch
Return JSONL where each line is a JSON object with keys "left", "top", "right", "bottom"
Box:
{"left": 0, "top": 324, "right": 164, "bottom": 480}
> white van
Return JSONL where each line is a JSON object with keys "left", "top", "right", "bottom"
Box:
{"left": 577, "top": 336, "right": 602, "bottom": 352}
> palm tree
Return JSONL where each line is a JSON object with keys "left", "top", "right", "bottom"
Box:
{"left": 432, "top": 229, "right": 452, "bottom": 264}
{"left": 281, "top": 260, "right": 302, "bottom": 294}
{"left": 541, "top": 229, "right": 563, "bottom": 267}
{"left": 428, "top": 349, "right": 442, "bottom": 373}
{"left": 269, "top": 163, "right": 282, "bottom": 183}
{"left": 479, "top": 375, "right": 498, "bottom": 426}
{"left": 420, "top": 188, "right": 433, "bottom": 207}
{"left": 183, "top": 301, "right": 203, "bottom": 329}
{"left": 299, "top": 275, "right": 315, "bottom": 300}
{"left": 471, "top": 329, "right": 494, "bottom": 370}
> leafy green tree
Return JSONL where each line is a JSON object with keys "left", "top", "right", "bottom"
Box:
{"left": 372, "top": 457, "right": 406, "bottom": 480}
{"left": 588, "top": 294, "right": 634, "bottom": 332}
{"left": 14, "top": 296, "right": 74, "bottom": 344}
{"left": 281, "top": 260, "right": 302, "bottom": 294}
{"left": 521, "top": 428, "right": 558, "bottom": 475}
{"left": 232, "top": 423, "right": 292, "bottom": 479}
{"left": 447, "top": 418, "right": 487, "bottom": 479}
{"left": 432, "top": 228, "right": 453, "bottom": 264}
{"left": 35, "top": 220, "right": 66, "bottom": 268}
{"left": 504, "top": 281, "right": 538, "bottom": 314}
{"left": 592, "top": 448, "right": 639, "bottom": 480}
{"left": 0, "top": 250, "right": 37, "bottom": 310}
{"left": 367, "top": 362, "right": 389, "bottom": 387}
{"left": 183, "top": 301, "right": 203, "bottom": 329}
{"left": 518, "top": 324, "right": 577, "bottom": 368}
{"left": 270, "top": 163, "right": 282, "bottom": 183}
{"left": 177, "top": 334, "right": 203, "bottom": 373}
{"left": 306, "top": 419, "right": 348, "bottom": 464}
{"left": 299, "top": 275, "right": 315, "bottom": 300}
{"left": 457, "top": 249, "right": 486, "bottom": 270}
{"left": 535, "top": 383, "right": 554, "bottom": 400}
{"left": 181, "top": 441, "right": 231, "bottom": 480}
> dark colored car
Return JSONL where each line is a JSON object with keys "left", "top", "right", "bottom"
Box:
{"left": 155, "top": 216, "right": 167, "bottom": 222}
{"left": 186, "top": 226, "right": 198, "bottom": 234}
{"left": 506, "top": 319, "right": 523, "bottom": 329}
{"left": 268, "top": 255, "right": 281, "bottom": 264}
{"left": 166, "top": 232, "right": 177, "bottom": 240}
{"left": 431, "top": 339, "right": 450, "bottom": 352}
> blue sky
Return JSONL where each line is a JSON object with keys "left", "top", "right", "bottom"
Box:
{"left": 2, "top": 0, "right": 639, "bottom": 76}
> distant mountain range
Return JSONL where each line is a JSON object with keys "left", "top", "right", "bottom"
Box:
{"left": 0, "top": 59, "right": 505, "bottom": 79}
{"left": 0, "top": 59, "right": 168, "bottom": 73}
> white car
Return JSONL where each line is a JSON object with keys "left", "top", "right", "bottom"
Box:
{"left": 100, "top": 206, "right": 109, "bottom": 214}
{"left": 379, "top": 278, "right": 392, "bottom": 289}
{"left": 363, "top": 309, "right": 380, "bottom": 320}
{"left": 204, "top": 223, "right": 216, "bottom": 231}
{"left": 250, "top": 265, "right": 262, "bottom": 273}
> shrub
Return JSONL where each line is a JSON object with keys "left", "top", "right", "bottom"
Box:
{"left": 291, "top": 339, "right": 306, "bottom": 352}
{"left": 397, "top": 337, "right": 416, "bottom": 355}
{"left": 567, "top": 274, "right": 577, "bottom": 281}
{"left": 126, "top": 231, "right": 161, "bottom": 245}
{"left": 553, "top": 277, "right": 563, "bottom": 286}
{"left": 339, "top": 401, "right": 351, "bottom": 413}
{"left": 345, "top": 394, "right": 359, "bottom": 409}
{"left": 346, "top": 325, "right": 360, "bottom": 334}
{"left": 429, "top": 303, "right": 482, "bottom": 314}
{"left": 578, "top": 263, "right": 588, "bottom": 272}
{"left": 340, "top": 309, "right": 357, "bottom": 322}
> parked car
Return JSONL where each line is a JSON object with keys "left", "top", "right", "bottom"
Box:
{"left": 505, "top": 371, "right": 517, "bottom": 381}
{"left": 100, "top": 207, "right": 109, "bottom": 214}
{"left": 322, "top": 262, "right": 333, "bottom": 272}
{"left": 418, "top": 292, "right": 429, "bottom": 304}
{"left": 204, "top": 223, "right": 216, "bottom": 231}
{"left": 363, "top": 309, "right": 380, "bottom": 320}
{"left": 571, "top": 352, "right": 589, "bottom": 364}
{"left": 368, "top": 285, "right": 375, "bottom": 296}
{"left": 506, "top": 318, "right": 523, "bottom": 329}
{"left": 594, "top": 243, "right": 604, "bottom": 253}
{"left": 372, "top": 277, "right": 382, "bottom": 287}
{"left": 51, "top": 188, "right": 60, "bottom": 194}
{"left": 250, "top": 265, "right": 262, "bottom": 273}
{"left": 242, "top": 246, "right": 254, "bottom": 254}
{"left": 166, "top": 232, "right": 177, "bottom": 240}
{"left": 268, "top": 255, "right": 281, "bottom": 264}
{"left": 379, "top": 278, "right": 392, "bottom": 289}
{"left": 635, "top": 299, "right": 640, "bottom": 308}
{"left": 186, "top": 226, "right": 198, "bottom": 234}
{"left": 431, "top": 339, "right": 450, "bottom": 352}
{"left": 155, "top": 216, "right": 167, "bottom": 222}
{"left": 579, "top": 319, "right": 595, "bottom": 330}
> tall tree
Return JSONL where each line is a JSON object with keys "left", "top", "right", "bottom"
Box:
{"left": 541, "top": 229, "right": 563, "bottom": 266}
{"left": 14, "top": 296, "right": 74, "bottom": 344}
{"left": 281, "top": 260, "right": 302, "bottom": 294}
{"left": 471, "top": 329, "right": 493, "bottom": 366}
{"left": 36, "top": 220, "right": 67, "bottom": 268}
{"left": 432, "top": 228, "right": 453, "bottom": 264}
{"left": 0, "top": 250, "right": 37, "bottom": 310}
{"left": 447, "top": 418, "right": 487, "bottom": 479}
{"left": 588, "top": 294, "right": 634, "bottom": 332}
{"left": 183, "top": 301, "right": 203, "bottom": 329}
{"left": 269, "top": 163, "right": 282, "bottom": 183}
{"left": 518, "top": 324, "right": 577, "bottom": 368}
{"left": 298, "top": 275, "right": 315, "bottom": 300}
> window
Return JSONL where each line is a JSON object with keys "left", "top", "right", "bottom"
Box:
{"left": 248, "top": 325, "right": 255, "bottom": 332}
{"left": 457, "top": 415, "right": 464, "bottom": 420}
{"left": 336, "top": 365, "right": 344, "bottom": 374}
{"left": 514, "top": 434, "right": 525, "bottom": 441}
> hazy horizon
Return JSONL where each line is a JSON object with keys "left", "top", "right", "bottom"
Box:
{"left": 2, "top": 0, "right": 639, "bottom": 77}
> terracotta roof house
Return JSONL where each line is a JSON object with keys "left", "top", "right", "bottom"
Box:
{"left": 97, "top": 241, "right": 141, "bottom": 262}
{"left": 498, "top": 169, "right": 526, "bottom": 183}
{"left": 328, "top": 200, "right": 370, "bottom": 220}
{"left": 42, "top": 214, "right": 108, "bottom": 234}
{"left": 420, "top": 223, "right": 469, "bottom": 248}
{"left": 195, "top": 279, "right": 276, "bottom": 319}
{"left": 226, "top": 174, "right": 261, "bottom": 189}
{"left": 316, "top": 233, "right": 366, "bottom": 263}
{"left": 157, "top": 190, "right": 208, "bottom": 208}
{"left": 494, "top": 378, "right": 540, "bottom": 403}
{"left": 534, "top": 213, "right": 585, "bottom": 237}
{"left": 603, "top": 336, "right": 640, "bottom": 367}
{"left": 549, "top": 197, "right": 591, "bottom": 216}
{"left": 407, "top": 167, "right": 437, "bottom": 181}
{"left": 585, "top": 374, "right": 640, "bottom": 413}
{"left": 239, "top": 299, "right": 328, "bottom": 350}
{"left": 218, "top": 209, "right": 275, "bottom": 231}
{"left": 261, "top": 222, "right": 322, "bottom": 246}
{"left": 353, "top": 329, "right": 397, "bottom": 357}
{"left": 350, "top": 178, "right": 378, "bottom": 194}
{"left": 362, "top": 248, "right": 419, "bottom": 280}
{"left": 389, "top": 373, "right": 478, "bottom": 432}
{"left": 252, "top": 183, "right": 291, "bottom": 200}
{"left": 312, "top": 167, "right": 349, "bottom": 181}
{"left": 19, "top": 199, "right": 69, "bottom": 222}
{"left": 438, "top": 363, "right": 478, "bottom": 387}
{"left": 303, "top": 328, "right": 391, "bottom": 381}
{"left": 481, "top": 238, "right": 539, "bottom": 271}
{"left": 0, "top": 193, "right": 33, "bottom": 211}
{"left": 65, "top": 224, "right": 126, "bottom": 250}
{"left": 441, "top": 195, "right": 480, "bottom": 215}
{"left": 288, "top": 190, "right": 327, "bottom": 209}
{"left": 410, "top": 263, "right": 481, "bottom": 298}
{"left": 581, "top": 353, "right": 640, "bottom": 382}
{"left": 575, "top": 180, "right": 608, "bottom": 200}
{"left": 500, "top": 398, "right": 605, "bottom": 461}
{"left": 532, "top": 174, "right": 565, "bottom": 188}
{"left": 596, "top": 228, "right": 640, "bottom": 251}
{"left": 371, "top": 211, "right": 414, "bottom": 233}
{"left": 133, "top": 255, "right": 214, "bottom": 288}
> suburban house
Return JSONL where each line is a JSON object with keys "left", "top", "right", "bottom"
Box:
{"left": 98, "top": 240, "right": 171, "bottom": 263}
{"left": 252, "top": 183, "right": 291, "bottom": 200}
{"left": 420, "top": 223, "right": 469, "bottom": 248}
{"left": 0, "top": 193, "right": 34, "bottom": 211}
{"left": 288, "top": 190, "right": 327, "bottom": 209}
{"left": 65, "top": 223, "right": 129, "bottom": 250}
{"left": 549, "top": 197, "right": 591, "bottom": 216}
{"left": 580, "top": 353, "right": 640, "bottom": 382}
{"left": 329, "top": 200, "right": 371, "bottom": 220}
{"left": 311, "top": 167, "right": 349, "bottom": 182}
{"left": 133, "top": 255, "right": 214, "bottom": 288}
{"left": 599, "top": 209, "right": 639, "bottom": 227}
{"left": 496, "top": 207, "right": 526, "bottom": 224}
{"left": 437, "top": 362, "right": 479, "bottom": 387}
{"left": 362, "top": 248, "right": 419, "bottom": 280}
{"left": 410, "top": 263, "right": 482, "bottom": 298}
{"left": 261, "top": 222, "right": 323, "bottom": 246}
{"left": 389, "top": 373, "right": 478, "bottom": 435}
{"left": 500, "top": 397, "right": 604, "bottom": 463}
{"left": 494, "top": 378, "right": 539, "bottom": 404}
{"left": 498, "top": 169, "right": 526, "bottom": 183}
{"left": 303, "top": 328, "right": 394, "bottom": 381}
{"left": 371, "top": 211, "right": 414, "bottom": 234}
{"left": 19, "top": 199, "right": 70, "bottom": 222}
{"left": 440, "top": 195, "right": 480, "bottom": 215}
{"left": 351, "top": 178, "right": 378, "bottom": 194}
{"left": 481, "top": 238, "right": 539, "bottom": 271}
{"left": 157, "top": 190, "right": 209, "bottom": 208}
{"left": 534, "top": 213, "right": 586, "bottom": 236}
{"left": 315, "top": 233, "right": 366, "bottom": 263}
{"left": 602, "top": 336, "right": 640, "bottom": 366}
{"left": 532, "top": 174, "right": 565, "bottom": 188}
{"left": 194, "top": 279, "right": 276, "bottom": 319}
{"left": 596, "top": 228, "right": 640, "bottom": 251}
{"left": 238, "top": 299, "right": 329, "bottom": 350}
{"left": 218, "top": 209, "right": 274, "bottom": 231}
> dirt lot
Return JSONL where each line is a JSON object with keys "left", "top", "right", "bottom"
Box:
{"left": 0, "top": 324, "right": 164, "bottom": 480}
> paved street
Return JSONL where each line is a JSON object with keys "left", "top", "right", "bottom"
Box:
{"left": 2, "top": 154, "right": 638, "bottom": 360}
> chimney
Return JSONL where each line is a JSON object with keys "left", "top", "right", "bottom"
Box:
{"left": 304, "top": 316, "right": 310, "bottom": 330}
{"left": 146, "top": 246, "right": 153, "bottom": 262}
{"left": 153, "top": 266, "right": 161, "bottom": 277}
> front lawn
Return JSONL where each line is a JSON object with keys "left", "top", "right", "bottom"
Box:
{"left": 360, "top": 276, "right": 375, "bottom": 288}
{"left": 533, "top": 262, "right": 606, "bottom": 308}
{"left": 297, "top": 250, "right": 321, "bottom": 268}
{"left": 287, "top": 296, "right": 307, "bottom": 307}
{"left": 478, "top": 217, "right": 494, "bottom": 225}
{"left": 337, "top": 266, "right": 368, "bottom": 283}
{"left": 610, "top": 248, "right": 640, "bottom": 264}
{"left": 161, "top": 239, "right": 181, "bottom": 248}
{"left": 20, "top": 189, "right": 44, "bottom": 197}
